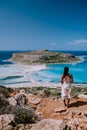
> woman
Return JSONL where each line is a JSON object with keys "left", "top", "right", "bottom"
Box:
{"left": 61, "top": 66, "right": 73, "bottom": 109}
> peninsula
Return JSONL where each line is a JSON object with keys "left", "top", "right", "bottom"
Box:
{"left": 10, "top": 50, "right": 81, "bottom": 64}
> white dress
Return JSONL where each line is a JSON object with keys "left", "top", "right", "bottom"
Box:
{"left": 61, "top": 76, "right": 72, "bottom": 99}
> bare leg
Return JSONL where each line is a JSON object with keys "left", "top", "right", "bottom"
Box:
{"left": 66, "top": 98, "right": 70, "bottom": 108}
{"left": 63, "top": 99, "right": 66, "bottom": 107}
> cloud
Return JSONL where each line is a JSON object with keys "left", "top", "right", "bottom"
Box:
{"left": 49, "top": 42, "right": 57, "bottom": 46}
{"left": 67, "top": 39, "right": 87, "bottom": 46}
{"left": 73, "top": 39, "right": 87, "bottom": 44}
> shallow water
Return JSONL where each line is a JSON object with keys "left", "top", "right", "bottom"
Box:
{"left": 0, "top": 51, "right": 87, "bottom": 86}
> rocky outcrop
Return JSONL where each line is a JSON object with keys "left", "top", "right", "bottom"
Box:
{"left": 10, "top": 50, "right": 81, "bottom": 64}
{"left": 0, "top": 114, "right": 14, "bottom": 130}
{"left": 30, "top": 119, "right": 68, "bottom": 130}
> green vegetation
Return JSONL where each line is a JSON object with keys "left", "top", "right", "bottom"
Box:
{"left": 36, "top": 86, "right": 44, "bottom": 90}
{"left": 71, "top": 86, "right": 87, "bottom": 97}
{"left": 20, "top": 86, "right": 87, "bottom": 99}
{"left": 0, "top": 105, "right": 38, "bottom": 124}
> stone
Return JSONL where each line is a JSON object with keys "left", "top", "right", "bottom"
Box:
{"left": 78, "top": 94, "right": 87, "bottom": 99}
{"left": 14, "top": 124, "right": 24, "bottom": 130}
{"left": 0, "top": 95, "right": 9, "bottom": 108}
{"left": 71, "top": 110, "right": 82, "bottom": 117}
{"left": 7, "top": 97, "right": 17, "bottom": 106}
{"left": 0, "top": 114, "right": 14, "bottom": 129}
{"left": 54, "top": 107, "right": 66, "bottom": 113}
{"left": 83, "top": 111, "right": 87, "bottom": 117}
{"left": 3, "top": 125, "right": 13, "bottom": 130}
{"left": 15, "top": 94, "right": 27, "bottom": 105}
{"left": 28, "top": 97, "right": 41, "bottom": 105}
{"left": 14, "top": 124, "right": 32, "bottom": 130}
{"left": 30, "top": 119, "right": 68, "bottom": 130}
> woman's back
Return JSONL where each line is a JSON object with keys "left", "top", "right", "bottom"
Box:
{"left": 61, "top": 74, "right": 73, "bottom": 84}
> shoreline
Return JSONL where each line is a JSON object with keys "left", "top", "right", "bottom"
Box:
{"left": 5, "top": 82, "right": 87, "bottom": 88}
{"left": 0, "top": 53, "right": 87, "bottom": 88}
{"left": 1, "top": 61, "right": 87, "bottom": 88}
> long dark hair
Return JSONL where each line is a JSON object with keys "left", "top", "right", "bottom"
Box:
{"left": 63, "top": 66, "right": 69, "bottom": 77}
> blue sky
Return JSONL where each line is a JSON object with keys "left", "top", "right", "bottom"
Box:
{"left": 0, "top": 0, "right": 87, "bottom": 50}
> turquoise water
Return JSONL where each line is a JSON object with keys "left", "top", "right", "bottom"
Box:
{"left": 32, "top": 51, "right": 87, "bottom": 84}
{"left": 0, "top": 51, "right": 87, "bottom": 85}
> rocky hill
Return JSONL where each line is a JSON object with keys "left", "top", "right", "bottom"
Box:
{"left": 10, "top": 50, "right": 81, "bottom": 64}
{"left": 0, "top": 85, "right": 87, "bottom": 130}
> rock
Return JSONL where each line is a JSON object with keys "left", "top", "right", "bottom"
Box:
{"left": 0, "top": 105, "right": 38, "bottom": 124}
{"left": 71, "top": 110, "right": 82, "bottom": 117}
{"left": 0, "top": 85, "right": 13, "bottom": 98}
{"left": 67, "top": 117, "right": 87, "bottom": 130}
{"left": 0, "top": 95, "right": 9, "bottom": 109}
{"left": 78, "top": 94, "right": 87, "bottom": 99}
{"left": 37, "top": 111, "right": 43, "bottom": 116}
{"left": 15, "top": 94, "right": 27, "bottom": 106}
{"left": 28, "top": 97, "right": 41, "bottom": 105}
{"left": 67, "top": 118, "right": 79, "bottom": 130}
{"left": 3, "top": 125, "right": 13, "bottom": 130}
{"left": 14, "top": 124, "right": 24, "bottom": 130}
{"left": 0, "top": 114, "right": 14, "bottom": 129}
{"left": 52, "top": 113, "right": 61, "bottom": 116}
{"left": 80, "top": 122, "right": 87, "bottom": 130}
{"left": 83, "top": 111, "right": 87, "bottom": 117}
{"left": 30, "top": 119, "right": 68, "bottom": 130}
{"left": 14, "top": 124, "right": 32, "bottom": 130}
{"left": 54, "top": 107, "right": 66, "bottom": 113}
{"left": 7, "top": 97, "right": 17, "bottom": 106}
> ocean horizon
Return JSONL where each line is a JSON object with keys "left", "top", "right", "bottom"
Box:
{"left": 0, "top": 50, "right": 87, "bottom": 87}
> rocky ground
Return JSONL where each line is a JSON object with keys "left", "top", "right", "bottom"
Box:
{"left": 0, "top": 85, "right": 87, "bottom": 130}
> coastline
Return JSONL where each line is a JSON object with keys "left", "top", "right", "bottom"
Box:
{"left": 1, "top": 51, "right": 87, "bottom": 88}
{"left": 5, "top": 81, "right": 87, "bottom": 89}
{"left": 2, "top": 60, "right": 87, "bottom": 88}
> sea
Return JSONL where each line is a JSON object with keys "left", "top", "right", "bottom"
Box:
{"left": 0, "top": 50, "right": 87, "bottom": 87}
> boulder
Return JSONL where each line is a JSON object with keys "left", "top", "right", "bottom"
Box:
{"left": 30, "top": 119, "right": 68, "bottom": 130}
{"left": 78, "top": 94, "right": 87, "bottom": 99}
{"left": 7, "top": 97, "right": 17, "bottom": 106}
{"left": 0, "top": 114, "right": 14, "bottom": 130}
{"left": 28, "top": 97, "right": 41, "bottom": 105}
{"left": 15, "top": 94, "right": 27, "bottom": 106}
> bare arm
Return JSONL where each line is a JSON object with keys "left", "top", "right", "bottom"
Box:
{"left": 60, "top": 75, "right": 63, "bottom": 84}
{"left": 69, "top": 74, "right": 74, "bottom": 83}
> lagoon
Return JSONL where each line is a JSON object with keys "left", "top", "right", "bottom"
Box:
{"left": 0, "top": 51, "right": 87, "bottom": 87}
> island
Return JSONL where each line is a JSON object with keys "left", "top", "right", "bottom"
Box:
{"left": 10, "top": 50, "right": 81, "bottom": 64}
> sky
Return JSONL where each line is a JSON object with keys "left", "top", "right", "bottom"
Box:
{"left": 0, "top": 0, "right": 87, "bottom": 51}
